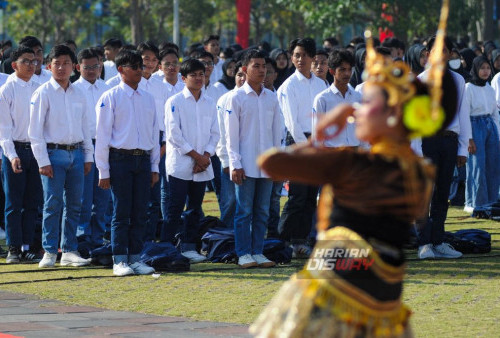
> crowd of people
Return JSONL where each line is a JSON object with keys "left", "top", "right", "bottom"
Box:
{"left": 0, "top": 31, "right": 498, "bottom": 276}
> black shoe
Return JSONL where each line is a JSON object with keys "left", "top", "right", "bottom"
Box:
{"left": 472, "top": 210, "right": 491, "bottom": 219}
{"left": 6, "top": 246, "right": 21, "bottom": 264}
{"left": 21, "top": 249, "right": 42, "bottom": 263}
{"left": 0, "top": 245, "right": 7, "bottom": 258}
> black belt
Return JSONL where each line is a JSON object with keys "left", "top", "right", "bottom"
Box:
{"left": 13, "top": 141, "right": 31, "bottom": 149}
{"left": 47, "top": 142, "right": 83, "bottom": 150}
{"left": 110, "top": 148, "right": 151, "bottom": 156}
{"left": 441, "top": 130, "right": 458, "bottom": 138}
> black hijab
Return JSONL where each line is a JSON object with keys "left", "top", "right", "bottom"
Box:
{"left": 470, "top": 55, "right": 490, "bottom": 87}
{"left": 218, "top": 58, "right": 236, "bottom": 90}
{"left": 270, "top": 48, "right": 291, "bottom": 89}
{"left": 349, "top": 47, "right": 366, "bottom": 88}
{"left": 490, "top": 49, "right": 500, "bottom": 75}
{"left": 459, "top": 48, "right": 476, "bottom": 74}
{"left": 409, "top": 44, "right": 426, "bottom": 75}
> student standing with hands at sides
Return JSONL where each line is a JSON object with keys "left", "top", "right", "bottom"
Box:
{"left": 0, "top": 46, "right": 43, "bottom": 263}
{"left": 225, "top": 50, "right": 284, "bottom": 268}
{"left": 29, "top": 45, "right": 94, "bottom": 268}
{"left": 163, "top": 59, "right": 220, "bottom": 263}
{"left": 95, "top": 49, "right": 160, "bottom": 276}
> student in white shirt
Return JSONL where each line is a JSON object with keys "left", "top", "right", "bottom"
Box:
{"left": 203, "top": 35, "right": 223, "bottom": 86}
{"left": 312, "top": 49, "right": 361, "bottom": 148}
{"left": 225, "top": 50, "right": 283, "bottom": 268}
{"left": 95, "top": 49, "right": 159, "bottom": 277}
{"left": 216, "top": 61, "right": 245, "bottom": 229}
{"left": 464, "top": 56, "right": 500, "bottom": 216}
{"left": 276, "top": 38, "right": 328, "bottom": 257}
{"left": 0, "top": 46, "right": 43, "bottom": 264}
{"left": 28, "top": 45, "right": 93, "bottom": 269}
{"left": 7, "top": 36, "right": 51, "bottom": 84}
{"left": 103, "top": 38, "right": 122, "bottom": 81}
{"left": 164, "top": 59, "right": 220, "bottom": 263}
{"left": 73, "top": 48, "right": 111, "bottom": 248}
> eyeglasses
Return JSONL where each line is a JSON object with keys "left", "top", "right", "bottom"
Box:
{"left": 18, "top": 59, "right": 39, "bottom": 66}
{"left": 81, "top": 64, "right": 101, "bottom": 70}
{"left": 162, "top": 62, "right": 180, "bottom": 68}
{"left": 199, "top": 61, "right": 214, "bottom": 67}
{"left": 122, "top": 64, "right": 145, "bottom": 70}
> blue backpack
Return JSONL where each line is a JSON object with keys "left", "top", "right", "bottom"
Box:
{"left": 444, "top": 229, "right": 491, "bottom": 254}
{"left": 201, "top": 227, "right": 237, "bottom": 263}
{"left": 140, "top": 241, "right": 190, "bottom": 272}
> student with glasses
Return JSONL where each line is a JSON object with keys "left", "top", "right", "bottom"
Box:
{"left": 95, "top": 49, "right": 160, "bottom": 276}
{"left": 0, "top": 46, "right": 43, "bottom": 263}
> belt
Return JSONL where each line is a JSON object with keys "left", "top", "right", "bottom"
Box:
{"left": 47, "top": 142, "right": 82, "bottom": 150}
{"left": 110, "top": 148, "right": 151, "bottom": 156}
{"left": 13, "top": 141, "right": 31, "bottom": 149}
{"left": 441, "top": 130, "right": 457, "bottom": 138}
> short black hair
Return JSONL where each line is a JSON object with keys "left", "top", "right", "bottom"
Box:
{"left": 159, "top": 41, "right": 179, "bottom": 53}
{"left": 350, "top": 36, "right": 365, "bottom": 46}
{"left": 11, "top": 46, "right": 35, "bottom": 62}
{"left": 328, "top": 49, "right": 354, "bottom": 69}
{"left": 222, "top": 47, "right": 234, "bottom": 59}
{"left": 242, "top": 49, "right": 266, "bottom": 66}
{"left": 315, "top": 48, "right": 329, "bottom": 58}
{"left": 48, "top": 44, "right": 76, "bottom": 64}
{"left": 120, "top": 44, "right": 137, "bottom": 52}
{"left": 427, "top": 35, "right": 454, "bottom": 53}
{"left": 289, "top": 38, "right": 316, "bottom": 58}
{"left": 194, "top": 50, "right": 214, "bottom": 61}
{"left": 265, "top": 57, "right": 278, "bottom": 72}
{"left": 90, "top": 46, "right": 104, "bottom": 58}
{"left": 180, "top": 58, "right": 205, "bottom": 77}
{"left": 19, "top": 36, "right": 42, "bottom": 49}
{"left": 234, "top": 60, "right": 244, "bottom": 74}
{"left": 376, "top": 46, "right": 392, "bottom": 57}
{"left": 203, "top": 35, "right": 220, "bottom": 45}
{"left": 137, "top": 41, "right": 160, "bottom": 60}
{"left": 323, "top": 37, "right": 339, "bottom": 47}
{"left": 115, "top": 49, "right": 142, "bottom": 68}
{"left": 77, "top": 48, "right": 99, "bottom": 64}
{"left": 64, "top": 39, "right": 77, "bottom": 47}
{"left": 1, "top": 40, "right": 12, "bottom": 48}
{"left": 103, "top": 38, "right": 123, "bottom": 49}
{"left": 159, "top": 48, "right": 179, "bottom": 62}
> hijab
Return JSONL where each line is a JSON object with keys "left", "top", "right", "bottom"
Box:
{"left": 459, "top": 48, "right": 476, "bottom": 79}
{"left": 270, "top": 48, "right": 291, "bottom": 89}
{"left": 470, "top": 55, "right": 490, "bottom": 87}
{"left": 217, "top": 58, "right": 236, "bottom": 90}
{"left": 490, "top": 49, "right": 500, "bottom": 75}
{"left": 409, "top": 44, "right": 426, "bottom": 75}
{"left": 349, "top": 47, "right": 366, "bottom": 88}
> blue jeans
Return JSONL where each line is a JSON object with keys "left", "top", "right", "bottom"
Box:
{"left": 145, "top": 163, "right": 161, "bottom": 242}
{"left": 267, "top": 181, "right": 282, "bottom": 238}
{"left": 41, "top": 148, "right": 84, "bottom": 254}
{"left": 210, "top": 155, "right": 221, "bottom": 206}
{"left": 109, "top": 152, "right": 151, "bottom": 264}
{"left": 77, "top": 160, "right": 111, "bottom": 246}
{"left": 164, "top": 176, "right": 206, "bottom": 252}
{"left": 449, "top": 165, "right": 466, "bottom": 206}
{"left": 220, "top": 169, "right": 236, "bottom": 228}
{"left": 416, "top": 134, "right": 458, "bottom": 246}
{"left": 160, "top": 153, "right": 169, "bottom": 226}
{"left": 466, "top": 115, "right": 500, "bottom": 211}
{"left": 234, "top": 177, "right": 272, "bottom": 257}
{"left": 2, "top": 147, "right": 43, "bottom": 247}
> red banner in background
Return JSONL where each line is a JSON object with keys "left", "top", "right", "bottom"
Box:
{"left": 236, "top": 0, "right": 251, "bottom": 48}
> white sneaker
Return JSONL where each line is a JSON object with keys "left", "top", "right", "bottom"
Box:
{"left": 60, "top": 251, "right": 91, "bottom": 267}
{"left": 0, "top": 227, "right": 5, "bottom": 240}
{"left": 252, "top": 254, "right": 276, "bottom": 268}
{"left": 181, "top": 250, "right": 207, "bottom": 263}
{"left": 238, "top": 254, "right": 258, "bottom": 268}
{"left": 129, "top": 262, "right": 155, "bottom": 275}
{"left": 463, "top": 205, "right": 474, "bottom": 214}
{"left": 418, "top": 244, "right": 435, "bottom": 259}
{"left": 38, "top": 252, "right": 57, "bottom": 268}
{"left": 113, "top": 262, "right": 135, "bottom": 276}
{"left": 433, "top": 243, "right": 463, "bottom": 258}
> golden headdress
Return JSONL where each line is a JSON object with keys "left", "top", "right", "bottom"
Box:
{"left": 362, "top": 0, "right": 450, "bottom": 139}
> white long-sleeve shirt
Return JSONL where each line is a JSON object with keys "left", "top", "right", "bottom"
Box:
{"left": 225, "top": 82, "right": 284, "bottom": 178}
{"left": 312, "top": 84, "right": 362, "bottom": 147}
{"left": 277, "top": 70, "right": 328, "bottom": 144}
{"left": 28, "top": 77, "right": 94, "bottom": 168}
{"left": 216, "top": 89, "right": 235, "bottom": 168}
{"left": 95, "top": 82, "right": 160, "bottom": 179}
{"left": 73, "top": 77, "right": 110, "bottom": 139}
{"left": 202, "top": 82, "right": 226, "bottom": 103}
{"left": 105, "top": 74, "right": 121, "bottom": 88}
{"left": 415, "top": 69, "right": 471, "bottom": 157}
{"left": 210, "top": 59, "right": 224, "bottom": 86}
{"left": 103, "top": 60, "right": 118, "bottom": 81}
{"left": 163, "top": 77, "right": 185, "bottom": 97}
{"left": 9, "top": 69, "right": 51, "bottom": 85}
{"left": 0, "top": 76, "right": 40, "bottom": 161}
{"left": 0, "top": 73, "right": 8, "bottom": 86}
{"left": 139, "top": 76, "right": 169, "bottom": 132}
{"left": 164, "top": 87, "right": 220, "bottom": 182}
{"left": 465, "top": 82, "right": 500, "bottom": 140}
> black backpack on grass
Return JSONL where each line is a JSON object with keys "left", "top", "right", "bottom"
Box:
{"left": 444, "top": 229, "right": 491, "bottom": 254}
{"left": 140, "top": 241, "right": 190, "bottom": 272}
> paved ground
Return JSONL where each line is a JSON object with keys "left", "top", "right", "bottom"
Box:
{"left": 0, "top": 291, "right": 250, "bottom": 338}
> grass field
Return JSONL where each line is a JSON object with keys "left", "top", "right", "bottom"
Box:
{"left": 0, "top": 192, "right": 499, "bottom": 337}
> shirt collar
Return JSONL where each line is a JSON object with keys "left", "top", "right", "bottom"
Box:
{"left": 77, "top": 77, "right": 101, "bottom": 90}
{"left": 49, "top": 77, "right": 73, "bottom": 92}
{"left": 119, "top": 81, "right": 141, "bottom": 97}
{"left": 12, "top": 74, "right": 33, "bottom": 87}
{"left": 330, "top": 83, "right": 352, "bottom": 97}
{"left": 242, "top": 81, "right": 265, "bottom": 95}
{"left": 182, "top": 86, "right": 205, "bottom": 101}
{"left": 295, "top": 69, "right": 315, "bottom": 82}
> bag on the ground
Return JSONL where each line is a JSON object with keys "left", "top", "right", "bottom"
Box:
{"left": 140, "top": 241, "right": 190, "bottom": 272}
{"left": 89, "top": 243, "right": 113, "bottom": 266}
{"left": 444, "top": 229, "right": 491, "bottom": 254}
{"left": 263, "top": 238, "right": 293, "bottom": 264}
{"left": 201, "top": 227, "right": 237, "bottom": 263}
